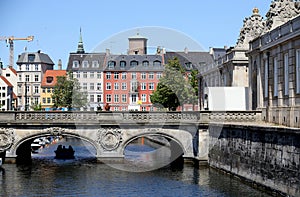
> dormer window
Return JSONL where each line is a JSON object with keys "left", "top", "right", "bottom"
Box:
{"left": 120, "top": 61, "right": 126, "bottom": 68}
{"left": 153, "top": 60, "right": 161, "bottom": 67}
{"left": 46, "top": 76, "right": 53, "bottom": 83}
{"left": 108, "top": 61, "right": 116, "bottom": 69}
{"left": 130, "top": 60, "right": 138, "bottom": 67}
{"left": 92, "top": 61, "right": 99, "bottom": 68}
{"left": 82, "top": 61, "right": 89, "bottom": 68}
{"left": 28, "top": 54, "right": 35, "bottom": 62}
{"left": 73, "top": 60, "right": 79, "bottom": 68}
{"left": 185, "top": 62, "right": 192, "bottom": 69}
{"left": 143, "top": 61, "right": 149, "bottom": 67}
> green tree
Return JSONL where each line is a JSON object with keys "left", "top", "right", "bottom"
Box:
{"left": 150, "top": 57, "right": 197, "bottom": 111}
{"left": 32, "top": 103, "right": 42, "bottom": 111}
{"left": 52, "top": 73, "right": 87, "bottom": 110}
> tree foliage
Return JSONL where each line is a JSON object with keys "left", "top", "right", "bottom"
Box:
{"left": 52, "top": 73, "right": 87, "bottom": 110}
{"left": 150, "top": 57, "right": 198, "bottom": 111}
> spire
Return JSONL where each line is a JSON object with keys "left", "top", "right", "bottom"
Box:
{"left": 77, "top": 27, "right": 85, "bottom": 53}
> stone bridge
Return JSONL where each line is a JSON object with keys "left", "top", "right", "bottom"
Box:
{"left": 0, "top": 111, "right": 261, "bottom": 163}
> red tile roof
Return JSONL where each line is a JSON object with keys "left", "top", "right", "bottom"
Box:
{"left": 9, "top": 67, "right": 17, "bottom": 75}
{"left": 41, "top": 70, "right": 67, "bottom": 87}
{"left": 0, "top": 76, "right": 13, "bottom": 87}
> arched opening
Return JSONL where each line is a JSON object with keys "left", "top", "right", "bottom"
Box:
{"left": 122, "top": 134, "right": 184, "bottom": 171}
{"left": 15, "top": 134, "right": 97, "bottom": 165}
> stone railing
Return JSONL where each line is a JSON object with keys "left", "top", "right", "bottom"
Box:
{"left": 0, "top": 111, "right": 261, "bottom": 125}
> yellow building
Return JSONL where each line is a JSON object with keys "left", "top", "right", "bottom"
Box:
{"left": 41, "top": 70, "right": 66, "bottom": 110}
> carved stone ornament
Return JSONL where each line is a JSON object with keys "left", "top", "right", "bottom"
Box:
{"left": 44, "top": 127, "right": 65, "bottom": 136}
{"left": 265, "top": 0, "right": 300, "bottom": 31}
{"left": 98, "top": 128, "right": 122, "bottom": 151}
{"left": 0, "top": 128, "right": 15, "bottom": 152}
{"left": 236, "top": 8, "right": 265, "bottom": 48}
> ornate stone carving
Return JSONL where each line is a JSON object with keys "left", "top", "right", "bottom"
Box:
{"left": 44, "top": 127, "right": 65, "bottom": 136}
{"left": 265, "top": 0, "right": 300, "bottom": 31}
{"left": 0, "top": 128, "right": 15, "bottom": 152}
{"left": 98, "top": 128, "right": 122, "bottom": 151}
{"left": 236, "top": 8, "right": 265, "bottom": 48}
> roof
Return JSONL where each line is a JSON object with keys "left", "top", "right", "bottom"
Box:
{"left": 0, "top": 76, "right": 13, "bottom": 87}
{"left": 104, "top": 54, "right": 164, "bottom": 72}
{"left": 17, "top": 51, "right": 54, "bottom": 65}
{"left": 164, "top": 51, "right": 214, "bottom": 71}
{"left": 66, "top": 53, "right": 106, "bottom": 71}
{"left": 8, "top": 67, "right": 17, "bottom": 75}
{"left": 41, "top": 70, "right": 67, "bottom": 87}
{"left": 128, "top": 33, "right": 148, "bottom": 40}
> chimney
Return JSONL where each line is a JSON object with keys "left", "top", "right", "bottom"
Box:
{"left": 184, "top": 47, "right": 188, "bottom": 54}
{"left": 58, "top": 59, "right": 62, "bottom": 70}
{"left": 106, "top": 48, "right": 110, "bottom": 56}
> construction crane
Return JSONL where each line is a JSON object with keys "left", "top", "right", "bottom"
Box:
{"left": 0, "top": 36, "right": 34, "bottom": 67}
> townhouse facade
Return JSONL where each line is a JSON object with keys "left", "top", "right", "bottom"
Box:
{"left": 0, "top": 76, "right": 14, "bottom": 111}
{"left": 16, "top": 51, "right": 54, "bottom": 110}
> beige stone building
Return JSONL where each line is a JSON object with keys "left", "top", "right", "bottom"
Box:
{"left": 247, "top": 0, "right": 300, "bottom": 127}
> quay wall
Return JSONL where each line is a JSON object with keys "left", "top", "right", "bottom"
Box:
{"left": 209, "top": 124, "right": 300, "bottom": 197}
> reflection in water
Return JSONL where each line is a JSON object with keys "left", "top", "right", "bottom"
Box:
{"left": 0, "top": 138, "right": 273, "bottom": 197}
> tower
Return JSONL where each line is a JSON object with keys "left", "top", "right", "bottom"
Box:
{"left": 128, "top": 32, "right": 148, "bottom": 55}
{"left": 77, "top": 28, "right": 85, "bottom": 54}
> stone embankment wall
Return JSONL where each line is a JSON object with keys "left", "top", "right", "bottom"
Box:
{"left": 209, "top": 124, "right": 300, "bottom": 197}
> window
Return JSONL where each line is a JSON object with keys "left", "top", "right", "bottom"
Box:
{"left": 28, "top": 54, "right": 35, "bottom": 62}
{"left": 90, "top": 95, "right": 94, "bottom": 102}
{"left": 264, "top": 60, "right": 268, "bottom": 98}
{"left": 35, "top": 75, "right": 39, "bottom": 82}
{"left": 42, "top": 88, "right": 46, "bottom": 93}
{"left": 47, "top": 98, "right": 51, "bottom": 104}
{"left": 130, "top": 60, "right": 138, "bottom": 67}
{"left": 153, "top": 60, "right": 161, "bottom": 67}
{"left": 142, "top": 94, "right": 147, "bottom": 102}
{"left": 157, "top": 72, "right": 162, "bottom": 79}
{"left": 26, "top": 64, "right": 30, "bottom": 71}
{"left": 90, "top": 72, "right": 94, "bottom": 78}
{"left": 131, "top": 72, "right": 136, "bottom": 79}
{"left": 143, "top": 61, "right": 149, "bottom": 67}
{"left": 122, "top": 72, "right": 126, "bottom": 79}
{"left": 296, "top": 49, "right": 300, "bottom": 93}
{"left": 25, "top": 75, "right": 30, "bottom": 82}
{"left": 42, "top": 98, "right": 46, "bottom": 104}
{"left": 90, "top": 83, "right": 94, "bottom": 90}
{"left": 97, "top": 94, "right": 102, "bottom": 102}
{"left": 114, "top": 72, "right": 119, "bottom": 80}
{"left": 131, "top": 94, "right": 137, "bottom": 103}
{"left": 106, "top": 83, "right": 111, "bottom": 90}
{"left": 149, "top": 82, "right": 154, "bottom": 90}
{"left": 114, "top": 83, "right": 119, "bottom": 90}
{"left": 83, "top": 72, "right": 87, "bottom": 78}
{"left": 114, "top": 95, "right": 119, "bottom": 103}
{"left": 108, "top": 61, "right": 116, "bottom": 69}
{"left": 18, "top": 65, "right": 21, "bottom": 71}
{"left": 97, "top": 72, "right": 101, "bottom": 79}
{"left": 92, "top": 61, "right": 99, "bottom": 68}
{"left": 122, "top": 94, "right": 127, "bottom": 103}
{"left": 76, "top": 72, "right": 80, "bottom": 78}
{"left": 46, "top": 76, "right": 53, "bottom": 83}
{"left": 19, "top": 74, "right": 22, "bottom": 81}
{"left": 149, "top": 72, "right": 154, "bottom": 79}
{"left": 284, "top": 53, "right": 289, "bottom": 96}
{"left": 35, "top": 64, "right": 39, "bottom": 71}
{"left": 141, "top": 82, "right": 147, "bottom": 90}
{"left": 106, "top": 72, "right": 111, "bottom": 79}
{"left": 34, "top": 86, "right": 39, "bottom": 94}
{"left": 121, "top": 82, "right": 127, "bottom": 90}
{"left": 47, "top": 88, "right": 51, "bottom": 93}
{"left": 97, "top": 83, "right": 102, "bottom": 91}
{"left": 141, "top": 72, "right": 146, "bottom": 79}
{"left": 120, "top": 61, "right": 126, "bottom": 68}
{"left": 106, "top": 95, "right": 112, "bottom": 102}
{"left": 25, "top": 85, "right": 30, "bottom": 93}
{"left": 83, "top": 83, "right": 87, "bottom": 90}
{"left": 82, "top": 61, "right": 89, "bottom": 68}
{"left": 185, "top": 62, "right": 192, "bottom": 69}
{"left": 18, "top": 85, "right": 22, "bottom": 94}
{"left": 73, "top": 61, "right": 79, "bottom": 68}
{"left": 274, "top": 57, "right": 278, "bottom": 97}
{"left": 141, "top": 107, "right": 146, "bottom": 111}
{"left": 131, "top": 81, "right": 138, "bottom": 92}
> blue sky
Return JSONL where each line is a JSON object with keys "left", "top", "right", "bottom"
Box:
{"left": 0, "top": 0, "right": 271, "bottom": 69}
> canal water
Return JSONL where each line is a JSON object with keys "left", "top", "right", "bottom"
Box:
{"left": 0, "top": 138, "right": 273, "bottom": 197}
